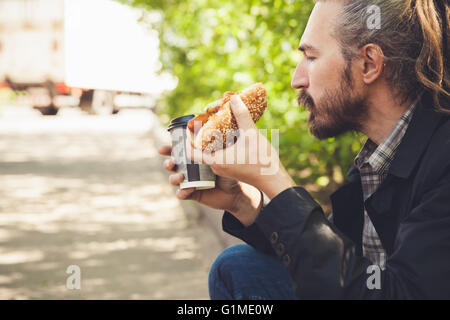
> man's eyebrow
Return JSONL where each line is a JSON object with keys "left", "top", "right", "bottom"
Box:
{"left": 298, "top": 44, "right": 319, "bottom": 53}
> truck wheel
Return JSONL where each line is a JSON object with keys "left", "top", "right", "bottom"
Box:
{"left": 79, "top": 90, "right": 94, "bottom": 113}
{"left": 91, "top": 90, "right": 115, "bottom": 115}
{"left": 33, "top": 105, "right": 59, "bottom": 116}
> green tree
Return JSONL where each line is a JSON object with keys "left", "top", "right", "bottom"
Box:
{"left": 119, "top": 0, "right": 365, "bottom": 207}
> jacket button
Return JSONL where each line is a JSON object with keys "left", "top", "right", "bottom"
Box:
{"left": 282, "top": 254, "right": 291, "bottom": 267}
{"left": 270, "top": 232, "right": 278, "bottom": 244}
{"left": 276, "top": 243, "right": 285, "bottom": 256}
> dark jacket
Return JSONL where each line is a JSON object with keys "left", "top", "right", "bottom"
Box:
{"left": 222, "top": 93, "right": 450, "bottom": 299}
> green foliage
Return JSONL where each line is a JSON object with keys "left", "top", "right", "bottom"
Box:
{"left": 0, "top": 88, "right": 16, "bottom": 105}
{"left": 119, "top": 0, "right": 365, "bottom": 191}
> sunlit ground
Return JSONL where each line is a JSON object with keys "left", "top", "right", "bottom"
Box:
{"left": 0, "top": 106, "right": 217, "bottom": 299}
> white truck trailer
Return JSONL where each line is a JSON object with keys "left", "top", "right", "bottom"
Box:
{"left": 0, "top": 0, "right": 171, "bottom": 115}
{"left": 0, "top": 0, "right": 71, "bottom": 114}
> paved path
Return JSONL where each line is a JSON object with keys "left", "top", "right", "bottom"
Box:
{"left": 0, "top": 106, "right": 223, "bottom": 299}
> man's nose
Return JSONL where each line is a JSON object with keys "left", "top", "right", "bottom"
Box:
{"left": 291, "top": 61, "right": 309, "bottom": 89}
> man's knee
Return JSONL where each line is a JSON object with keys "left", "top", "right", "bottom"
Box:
{"left": 209, "top": 244, "right": 254, "bottom": 280}
{"left": 208, "top": 243, "right": 297, "bottom": 300}
{"left": 208, "top": 244, "right": 257, "bottom": 295}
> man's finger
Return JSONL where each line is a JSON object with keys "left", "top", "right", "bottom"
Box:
{"left": 169, "top": 173, "right": 184, "bottom": 186}
{"left": 164, "top": 158, "right": 177, "bottom": 173}
{"left": 176, "top": 188, "right": 196, "bottom": 200}
{"left": 230, "top": 95, "right": 256, "bottom": 130}
{"left": 158, "top": 145, "right": 172, "bottom": 156}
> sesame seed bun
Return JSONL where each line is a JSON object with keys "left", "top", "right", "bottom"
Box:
{"left": 189, "top": 83, "right": 267, "bottom": 152}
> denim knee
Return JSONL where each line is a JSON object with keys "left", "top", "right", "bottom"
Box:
{"left": 208, "top": 244, "right": 248, "bottom": 295}
{"left": 208, "top": 244, "right": 259, "bottom": 299}
{"left": 208, "top": 243, "right": 298, "bottom": 300}
{"left": 210, "top": 244, "right": 255, "bottom": 275}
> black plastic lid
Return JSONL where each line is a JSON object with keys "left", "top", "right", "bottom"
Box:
{"left": 167, "top": 114, "right": 195, "bottom": 131}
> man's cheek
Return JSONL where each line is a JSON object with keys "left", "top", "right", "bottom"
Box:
{"left": 316, "top": 58, "right": 342, "bottom": 87}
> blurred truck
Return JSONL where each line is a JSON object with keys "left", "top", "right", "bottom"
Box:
{"left": 0, "top": 0, "right": 73, "bottom": 114}
{"left": 0, "top": 0, "right": 165, "bottom": 115}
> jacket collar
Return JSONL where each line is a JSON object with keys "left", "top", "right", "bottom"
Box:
{"left": 363, "top": 93, "right": 446, "bottom": 254}
{"left": 332, "top": 93, "right": 445, "bottom": 255}
{"left": 344, "top": 93, "right": 444, "bottom": 181}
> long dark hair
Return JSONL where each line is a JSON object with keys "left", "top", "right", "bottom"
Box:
{"left": 321, "top": 0, "right": 449, "bottom": 113}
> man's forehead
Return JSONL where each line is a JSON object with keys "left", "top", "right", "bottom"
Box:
{"left": 299, "top": 2, "right": 342, "bottom": 51}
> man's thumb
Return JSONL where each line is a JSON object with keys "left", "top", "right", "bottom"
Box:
{"left": 230, "top": 95, "right": 255, "bottom": 129}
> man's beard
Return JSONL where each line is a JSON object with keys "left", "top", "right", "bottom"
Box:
{"left": 297, "top": 77, "right": 368, "bottom": 140}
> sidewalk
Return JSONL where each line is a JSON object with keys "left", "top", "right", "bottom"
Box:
{"left": 0, "top": 106, "right": 233, "bottom": 299}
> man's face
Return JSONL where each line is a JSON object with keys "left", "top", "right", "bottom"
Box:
{"left": 292, "top": 2, "right": 367, "bottom": 140}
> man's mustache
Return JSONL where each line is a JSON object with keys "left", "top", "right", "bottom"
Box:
{"left": 297, "top": 90, "right": 315, "bottom": 110}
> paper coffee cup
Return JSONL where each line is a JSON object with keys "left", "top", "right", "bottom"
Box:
{"left": 167, "top": 115, "right": 216, "bottom": 190}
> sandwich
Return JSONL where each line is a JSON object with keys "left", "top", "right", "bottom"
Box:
{"left": 187, "top": 83, "right": 267, "bottom": 152}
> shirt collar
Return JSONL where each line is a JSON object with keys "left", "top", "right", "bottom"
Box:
{"left": 355, "top": 98, "right": 419, "bottom": 175}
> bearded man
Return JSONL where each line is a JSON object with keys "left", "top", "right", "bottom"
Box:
{"left": 159, "top": 0, "right": 449, "bottom": 299}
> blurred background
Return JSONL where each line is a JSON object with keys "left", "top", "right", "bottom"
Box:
{"left": 0, "top": 0, "right": 364, "bottom": 299}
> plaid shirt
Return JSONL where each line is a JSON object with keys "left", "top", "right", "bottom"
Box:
{"left": 354, "top": 101, "right": 418, "bottom": 269}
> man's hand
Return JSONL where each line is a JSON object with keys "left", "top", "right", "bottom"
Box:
{"left": 186, "top": 95, "right": 296, "bottom": 199}
{"left": 158, "top": 145, "right": 263, "bottom": 226}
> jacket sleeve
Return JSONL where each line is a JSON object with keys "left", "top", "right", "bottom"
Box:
{"left": 222, "top": 174, "right": 450, "bottom": 299}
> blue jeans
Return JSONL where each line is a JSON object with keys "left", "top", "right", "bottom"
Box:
{"left": 208, "top": 244, "right": 298, "bottom": 300}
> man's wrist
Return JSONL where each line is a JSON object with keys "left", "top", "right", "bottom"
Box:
{"left": 257, "top": 167, "right": 296, "bottom": 199}
{"left": 229, "top": 183, "right": 263, "bottom": 227}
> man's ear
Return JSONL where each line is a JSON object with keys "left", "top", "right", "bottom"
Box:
{"left": 359, "top": 44, "right": 384, "bottom": 85}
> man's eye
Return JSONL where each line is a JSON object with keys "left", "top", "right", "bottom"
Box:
{"left": 306, "top": 56, "right": 316, "bottom": 61}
